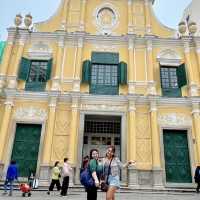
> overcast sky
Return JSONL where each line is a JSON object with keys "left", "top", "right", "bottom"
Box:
{"left": 0, "top": 0, "right": 192, "bottom": 40}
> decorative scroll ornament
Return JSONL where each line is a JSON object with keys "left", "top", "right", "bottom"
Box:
{"left": 15, "top": 107, "right": 47, "bottom": 121}
{"left": 158, "top": 113, "right": 192, "bottom": 126}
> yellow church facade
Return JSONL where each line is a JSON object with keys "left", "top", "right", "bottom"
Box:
{"left": 0, "top": 0, "right": 200, "bottom": 189}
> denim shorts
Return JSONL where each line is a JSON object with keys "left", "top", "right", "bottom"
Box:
{"left": 108, "top": 175, "right": 120, "bottom": 189}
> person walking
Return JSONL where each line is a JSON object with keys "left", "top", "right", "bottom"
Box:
{"left": 102, "top": 145, "right": 135, "bottom": 200}
{"left": 60, "top": 158, "right": 72, "bottom": 196}
{"left": 47, "top": 161, "right": 61, "bottom": 195}
{"left": 86, "top": 149, "right": 101, "bottom": 200}
{"left": 194, "top": 165, "right": 200, "bottom": 193}
{"left": 2, "top": 160, "right": 18, "bottom": 196}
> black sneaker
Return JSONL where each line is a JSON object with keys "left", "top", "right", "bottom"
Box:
{"left": 47, "top": 191, "right": 50, "bottom": 195}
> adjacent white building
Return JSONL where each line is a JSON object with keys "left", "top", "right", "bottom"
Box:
{"left": 182, "top": 0, "right": 200, "bottom": 35}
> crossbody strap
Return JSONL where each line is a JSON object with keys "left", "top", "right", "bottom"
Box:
{"left": 106, "top": 158, "right": 113, "bottom": 183}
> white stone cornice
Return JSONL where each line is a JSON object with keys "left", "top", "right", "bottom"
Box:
{"left": 78, "top": 37, "right": 84, "bottom": 48}
{"left": 3, "top": 90, "right": 15, "bottom": 106}
{"left": 128, "top": 100, "right": 136, "bottom": 112}
{"left": 146, "top": 39, "right": 153, "bottom": 51}
{"left": 71, "top": 93, "right": 81, "bottom": 110}
{"left": 25, "top": 31, "right": 194, "bottom": 49}
{"left": 14, "top": 91, "right": 49, "bottom": 101}
{"left": 2, "top": 89, "right": 200, "bottom": 109}
{"left": 184, "top": 42, "right": 191, "bottom": 53}
{"left": 189, "top": 84, "right": 199, "bottom": 97}
{"left": 48, "top": 91, "right": 60, "bottom": 107}
{"left": 191, "top": 102, "right": 200, "bottom": 115}
{"left": 4, "top": 99, "right": 14, "bottom": 107}
{"left": 48, "top": 97, "right": 57, "bottom": 107}
{"left": 192, "top": 109, "right": 200, "bottom": 115}
{"left": 196, "top": 48, "right": 200, "bottom": 54}
{"left": 128, "top": 38, "right": 134, "bottom": 50}
{"left": 150, "top": 101, "right": 157, "bottom": 112}
{"left": 57, "top": 34, "right": 65, "bottom": 48}
{"left": 81, "top": 93, "right": 128, "bottom": 106}
{"left": 128, "top": 0, "right": 133, "bottom": 5}
{"left": 144, "top": 0, "right": 149, "bottom": 6}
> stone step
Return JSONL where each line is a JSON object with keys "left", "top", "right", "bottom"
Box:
{"left": 0, "top": 183, "right": 196, "bottom": 194}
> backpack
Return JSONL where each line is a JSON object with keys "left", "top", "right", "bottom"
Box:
{"left": 80, "top": 167, "right": 95, "bottom": 188}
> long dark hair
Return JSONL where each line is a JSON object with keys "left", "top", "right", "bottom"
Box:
{"left": 89, "top": 149, "right": 99, "bottom": 159}
{"left": 54, "top": 161, "right": 59, "bottom": 167}
{"left": 108, "top": 145, "right": 115, "bottom": 158}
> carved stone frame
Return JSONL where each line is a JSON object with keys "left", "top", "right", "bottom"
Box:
{"left": 3, "top": 107, "right": 47, "bottom": 181}
{"left": 160, "top": 126, "right": 196, "bottom": 188}
{"left": 75, "top": 110, "right": 127, "bottom": 185}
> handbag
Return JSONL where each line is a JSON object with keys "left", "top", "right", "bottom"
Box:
{"left": 100, "top": 158, "right": 113, "bottom": 192}
{"left": 100, "top": 181, "right": 109, "bottom": 192}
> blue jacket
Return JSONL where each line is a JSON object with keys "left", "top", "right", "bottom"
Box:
{"left": 6, "top": 164, "right": 18, "bottom": 181}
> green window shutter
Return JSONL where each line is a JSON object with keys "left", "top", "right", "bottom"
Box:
{"left": 82, "top": 60, "right": 91, "bottom": 83}
{"left": 160, "top": 66, "right": 164, "bottom": 88}
{"left": 118, "top": 61, "right": 127, "bottom": 85}
{"left": 91, "top": 52, "right": 119, "bottom": 64}
{"left": 18, "top": 57, "right": 31, "bottom": 81}
{"left": 177, "top": 63, "right": 187, "bottom": 88}
{"left": 46, "top": 58, "right": 53, "bottom": 80}
{"left": 0, "top": 41, "right": 6, "bottom": 63}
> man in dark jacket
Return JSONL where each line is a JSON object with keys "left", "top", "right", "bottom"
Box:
{"left": 194, "top": 166, "right": 200, "bottom": 193}
{"left": 2, "top": 160, "right": 18, "bottom": 196}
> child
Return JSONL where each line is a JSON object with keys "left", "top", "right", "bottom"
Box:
{"left": 20, "top": 183, "right": 31, "bottom": 197}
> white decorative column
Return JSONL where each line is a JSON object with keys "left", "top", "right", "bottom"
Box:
{"left": 73, "top": 37, "right": 83, "bottom": 92}
{"left": 127, "top": 99, "right": 138, "bottom": 188}
{"left": 149, "top": 100, "right": 163, "bottom": 187}
{"left": 146, "top": 38, "right": 156, "bottom": 95}
{"left": 68, "top": 93, "right": 80, "bottom": 165}
{"left": 192, "top": 102, "right": 200, "bottom": 164}
{"left": 60, "top": 0, "right": 70, "bottom": 30}
{"left": 144, "top": 0, "right": 152, "bottom": 34}
{"left": 128, "top": 0, "right": 133, "bottom": 34}
{"left": 128, "top": 37, "right": 136, "bottom": 94}
{"left": 194, "top": 39, "right": 200, "bottom": 88}
{"left": 79, "top": 0, "right": 87, "bottom": 31}
{"left": 7, "top": 30, "right": 28, "bottom": 89}
{"left": 51, "top": 34, "right": 65, "bottom": 91}
{"left": 40, "top": 92, "right": 58, "bottom": 183}
{"left": 0, "top": 28, "right": 16, "bottom": 90}
{"left": 183, "top": 40, "right": 198, "bottom": 96}
{"left": 0, "top": 95, "right": 14, "bottom": 177}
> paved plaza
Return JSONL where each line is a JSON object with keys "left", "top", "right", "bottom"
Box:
{"left": 0, "top": 190, "right": 200, "bottom": 200}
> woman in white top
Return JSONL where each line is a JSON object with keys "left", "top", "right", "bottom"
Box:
{"left": 103, "top": 145, "right": 135, "bottom": 200}
{"left": 60, "top": 158, "right": 72, "bottom": 196}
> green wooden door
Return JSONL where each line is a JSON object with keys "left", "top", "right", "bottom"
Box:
{"left": 11, "top": 124, "right": 42, "bottom": 177}
{"left": 163, "top": 130, "right": 192, "bottom": 183}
